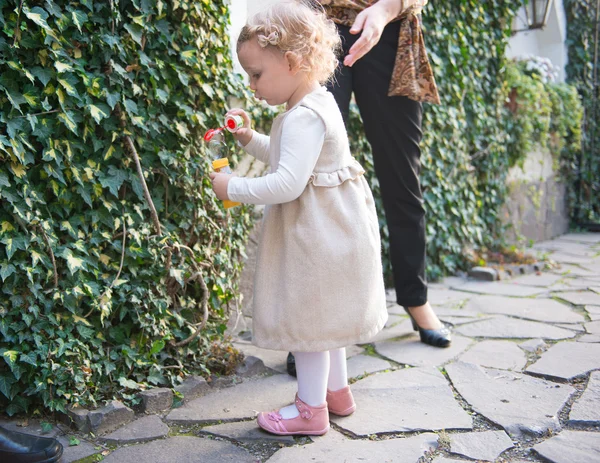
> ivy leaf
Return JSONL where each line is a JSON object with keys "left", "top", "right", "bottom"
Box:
{"left": 30, "top": 67, "right": 53, "bottom": 86}
{"left": 123, "top": 98, "right": 138, "bottom": 115}
{"left": 0, "top": 170, "right": 11, "bottom": 187}
{"left": 55, "top": 61, "right": 74, "bottom": 73}
{"left": 105, "top": 90, "right": 120, "bottom": 110}
{"left": 118, "top": 377, "right": 140, "bottom": 390}
{"left": 61, "top": 249, "right": 85, "bottom": 274}
{"left": 0, "top": 374, "right": 15, "bottom": 399}
{"left": 1, "top": 350, "right": 19, "bottom": 372}
{"left": 0, "top": 263, "right": 16, "bottom": 281}
{"left": 23, "top": 6, "right": 51, "bottom": 31}
{"left": 88, "top": 103, "right": 111, "bottom": 124}
{"left": 124, "top": 24, "right": 143, "bottom": 45}
{"left": 99, "top": 167, "right": 128, "bottom": 197}
{"left": 57, "top": 74, "right": 79, "bottom": 97}
{"left": 58, "top": 111, "right": 78, "bottom": 135}
{"left": 149, "top": 339, "right": 165, "bottom": 355}
{"left": 72, "top": 10, "right": 87, "bottom": 33}
{"left": 19, "top": 352, "right": 37, "bottom": 366}
{"left": 2, "top": 236, "right": 28, "bottom": 260}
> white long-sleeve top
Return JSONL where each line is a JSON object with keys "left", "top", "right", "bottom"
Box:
{"left": 227, "top": 107, "right": 326, "bottom": 205}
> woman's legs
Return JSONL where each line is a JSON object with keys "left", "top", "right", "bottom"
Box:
{"left": 332, "top": 23, "right": 444, "bottom": 332}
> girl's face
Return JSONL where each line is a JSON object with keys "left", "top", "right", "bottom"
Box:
{"left": 238, "top": 38, "right": 304, "bottom": 108}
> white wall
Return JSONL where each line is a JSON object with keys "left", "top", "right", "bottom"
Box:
{"left": 506, "top": 0, "right": 568, "bottom": 82}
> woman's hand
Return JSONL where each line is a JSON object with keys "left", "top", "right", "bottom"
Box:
{"left": 209, "top": 172, "right": 233, "bottom": 200}
{"left": 225, "top": 108, "right": 253, "bottom": 146}
{"left": 344, "top": 0, "right": 404, "bottom": 67}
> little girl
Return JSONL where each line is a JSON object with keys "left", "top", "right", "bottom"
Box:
{"left": 210, "top": 0, "right": 388, "bottom": 436}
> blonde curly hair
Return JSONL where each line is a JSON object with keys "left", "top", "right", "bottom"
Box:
{"left": 237, "top": 0, "right": 341, "bottom": 84}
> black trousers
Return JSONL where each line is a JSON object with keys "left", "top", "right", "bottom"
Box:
{"left": 327, "top": 21, "right": 427, "bottom": 307}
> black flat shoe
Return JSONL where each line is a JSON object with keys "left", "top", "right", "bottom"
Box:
{"left": 404, "top": 307, "right": 452, "bottom": 348}
{"left": 0, "top": 426, "right": 63, "bottom": 463}
{"left": 286, "top": 352, "right": 297, "bottom": 377}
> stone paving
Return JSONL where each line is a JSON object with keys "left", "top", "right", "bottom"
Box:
{"left": 2, "top": 232, "right": 600, "bottom": 462}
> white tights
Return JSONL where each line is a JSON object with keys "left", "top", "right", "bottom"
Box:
{"left": 278, "top": 348, "right": 349, "bottom": 419}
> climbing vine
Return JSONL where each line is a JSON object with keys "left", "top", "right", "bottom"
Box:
{"left": 564, "top": 0, "right": 600, "bottom": 225}
{"left": 0, "top": 0, "right": 256, "bottom": 415}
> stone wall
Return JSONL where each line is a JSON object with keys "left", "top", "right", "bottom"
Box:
{"left": 501, "top": 149, "right": 570, "bottom": 245}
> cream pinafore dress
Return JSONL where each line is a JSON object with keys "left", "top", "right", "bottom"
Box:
{"left": 246, "top": 88, "right": 387, "bottom": 352}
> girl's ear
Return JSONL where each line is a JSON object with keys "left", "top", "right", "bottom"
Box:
{"left": 284, "top": 51, "right": 302, "bottom": 74}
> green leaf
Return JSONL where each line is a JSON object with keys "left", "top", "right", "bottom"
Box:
{"left": 40, "top": 422, "right": 53, "bottom": 434}
{"left": 89, "top": 103, "right": 111, "bottom": 124}
{"left": 99, "top": 167, "right": 128, "bottom": 197}
{"left": 57, "top": 74, "right": 79, "bottom": 97}
{"left": 71, "top": 10, "right": 87, "bottom": 33}
{"left": 0, "top": 374, "right": 15, "bottom": 399}
{"left": 149, "top": 339, "right": 165, "bottom": 355}
{"left": 55, "top": 61, "right": 74, "bottom": 73}
{"left": 66, "top": 254, "right": 84, "bottom": 274}
{"left": 23, "top": 6, "right": 51, "bottom": 30}
{"left": 1, "top": 350, "right": 19, "bottom": 371}
{"left": 58, "top": 111, "right": 78, "bottom": 135}
{"left": 30, "top": 67, "right": 53, "bottom": 86}
{"left": 19, "top": 352, "right": 37, "bottom": 366}
{"left": 124, "top": 24, "right": 143, "bottom": 45}
{"left": 105, "top": 91, "right": 120, "bottom": 110}
{"left": 0, "top": 263, "right": 16, "bottom": 281}
{"left": 118, "top": 377, "right": 140, "bottom": 390}
{"left": 68, "top": 436, "right": 80, "bottom": 446}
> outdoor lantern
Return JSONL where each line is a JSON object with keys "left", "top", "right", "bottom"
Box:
{"left": 516, "top": 0, "right": 554, "bottom": 32}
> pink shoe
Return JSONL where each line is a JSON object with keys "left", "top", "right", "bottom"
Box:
{"left": 326, "top": 386, "right": 356, "bottom": 416}
{"left": 257, "top": 394, "right": 329, "bottom": 436}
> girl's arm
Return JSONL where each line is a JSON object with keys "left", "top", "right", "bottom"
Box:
{"left": 241, "top": 130, "right": 271, "bottom": 164}
{"left": 226, "top": 107, "right": 325, "bottom": 205}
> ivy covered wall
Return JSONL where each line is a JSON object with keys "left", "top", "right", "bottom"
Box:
{"left": 352, "top": 0, "right": 522, "bottom": 280}
{"left": 564, "top": 0, "right": 600, "bottom": 226}
{"left": 0, "top": 0, "right": 255, "bottom": 415}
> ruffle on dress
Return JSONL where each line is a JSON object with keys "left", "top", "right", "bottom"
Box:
{"left": 308, "top": 159, "right": 365, "bottom": 188}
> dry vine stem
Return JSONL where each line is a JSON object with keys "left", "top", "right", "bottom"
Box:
{"left": 114, "top": 104, "right": 211, "bottom": 347}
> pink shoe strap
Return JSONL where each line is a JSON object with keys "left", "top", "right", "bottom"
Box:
{"left": 295, "top": 394, "right": 314, "bottom": 420}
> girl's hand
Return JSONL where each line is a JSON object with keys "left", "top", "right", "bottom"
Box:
{"left": 344, "top": 0, "right": 404, "bottom": 67}
{"left": 209, "top": 172, "right": 233, "bottom": 200}
{"left": 225, "top": 108, "right": 253, "bottom": 146}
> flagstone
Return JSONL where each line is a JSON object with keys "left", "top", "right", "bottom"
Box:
{"left": 331, "top": 367, "right": 472, "bottom": 436}
{"left": 526, "top": 341, "right": 600, "bottom": 381}
{"left": 585, "top": 320, "right": 600, "bottom": 335}
{"left": 445, "top": 362, "right": 574, "bottom": 437}
{"left": 560, "top": 233, "right": 600, "bottom": 244}
{"left": 233, "top": 342, "right": 288, "bottom": 374}
{"left": 346, "top": 354, "right": 391, "bottom": 379}
{"left": 519, "top": 338, "right": 547, "bottom": 353}
{"left": 455, "top": 316, "right": 576, "bottom": 340}
{"left": 166, "top": 374, "right": 297, "bottom": 424}
{"left": 374, "top": 335, "right": 472, "bottom": 367}
{"left": 569, "top": 371, "right": 600, "bottom": 426}
{"left": 578, "top": 334, "right": 600, "bottom": 343}
{"left": 449, "top": 430, "right": 514, "bottom": 461}
{"left": 102, "top": 415, "right": 168, "bottom": 445}
{"left": 267, "top": 429, "right": 438, "bottom": 463}
{"left": 533, "top": 431, "right": 600, "bottom": 463}
{"left": 585, "top": 305, "right": 600, "bottom": 321}
{"left": 371, "top": 318, "right": 414, "bottom": 342}
{"left": 458, "top": 340, "right": 527, "bottom": 371}
{"left": 509, "top": 272, "right": 565, "bottom": 287}
{"left": 102, "top": 436, "right": 255, "bottom": 463}
{"left": 462, "top": 295, "right": 584, "bottom": 323}
{"left": 554, "top": 290, "right": 600, "bottom": 306}
{"left": 428, "top": 288, "right": 472, "bottom": 306}
{"left": 449, "top": 281, "right": 544, "bottom": 297}
{"left": 201, "top": 420, "right": 294, "bottom": 443}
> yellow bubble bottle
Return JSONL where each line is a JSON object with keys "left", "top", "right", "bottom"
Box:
{"left": 204, "top": 127, "right": 240, "bottom": 209}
